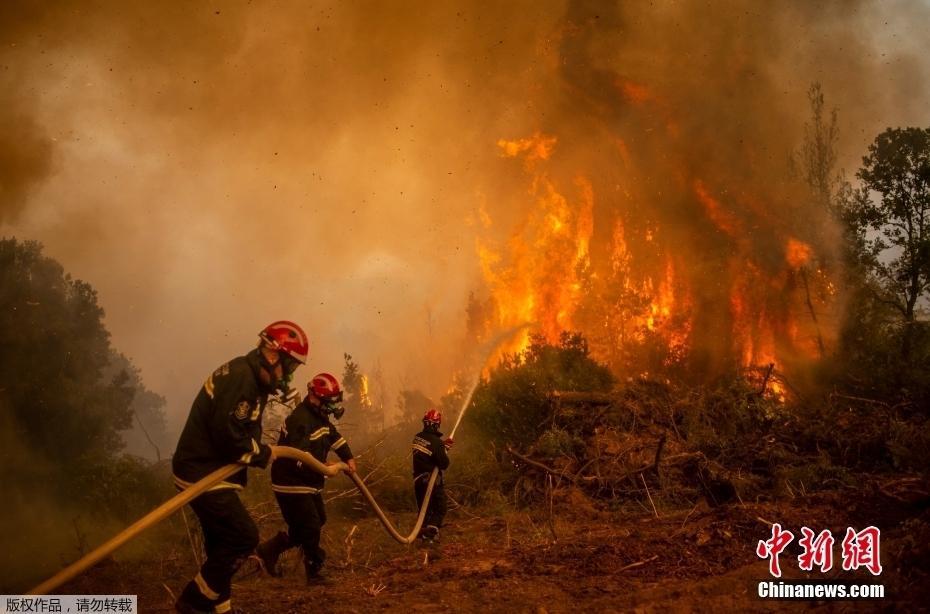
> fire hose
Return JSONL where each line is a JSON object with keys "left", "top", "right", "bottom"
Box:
{"left": 29, "top": 328, "right": 518, "bottom": 596}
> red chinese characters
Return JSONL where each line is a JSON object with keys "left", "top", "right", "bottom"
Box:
{"left": 756, "top": 523, "right": 795, "bottom": 577}
{"left": 798, "top": 527, "right": 835, "bottom": 572}
{"left": 758, "top": 524, "right": 882, "bottom": 577}
{"left": 841, "top": 526, "right": 883, "bottom": 576}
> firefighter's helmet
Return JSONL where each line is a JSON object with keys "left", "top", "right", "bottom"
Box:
{"left": 423, "top": 409, "right": 442, "bottom": 428}
{"left": 309, "top": 372, "right": 343, "bottom": 402}
{"left": 259, "top": 321, "right": 309, "bottom": 364}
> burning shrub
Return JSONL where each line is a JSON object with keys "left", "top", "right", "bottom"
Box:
{"left": 467, "top": 332, "right": 613, "bottom": 450}
{"left": 678, "top": 375, "right": 788, "bottom": 464}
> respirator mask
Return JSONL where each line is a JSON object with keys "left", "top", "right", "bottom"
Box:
{"left": 320, "top": 391, "right": 345, "bottom": 420}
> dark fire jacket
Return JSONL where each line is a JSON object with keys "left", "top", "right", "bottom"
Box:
{"left": 412, "top": 428, "right": 449, "bottom": 480}
{"left": 270, "top": 401, "right": 354, "bottom": 494}
{"left": 172, "top": 349, "right": 273, "bottom": 492}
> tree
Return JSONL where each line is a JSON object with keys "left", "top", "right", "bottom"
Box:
{"left": 342, "top": 353, "right": 378, "bottom": 439}
{"left": 110, "top": 352, "right": 169, "bottom": 462}
{"left": 0, "top": 239, "right": 134, "bottom": 470}
{"left": 792, "top": 82, "right": 842, "bottom": 357}
{"left": 852, "top": 127, "right": 930, "bottom": 359}
{"left": 0, "top": 238, "right": 167, "bottom": 516}
{"left": 798, "top": 83, "right": 840, "bottom": 212}
{"left": 396, "top": 388, "right": 434, "bottom": 425}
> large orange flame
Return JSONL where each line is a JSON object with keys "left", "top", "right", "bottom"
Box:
{"left": 473, "top": 130, "right": 836, "bottom": 391}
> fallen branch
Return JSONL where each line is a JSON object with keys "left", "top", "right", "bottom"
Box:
{"left": 829, "top": 393, "right": 891, "bottom": 409}
{"left": 619, "top": 554, "right": 659, "bottom": 572}
{"left": 506, "top": 447, "right": 577, "bottom": 484}
{"left": 601, "top": 435, "right": 668, "bottom": 486}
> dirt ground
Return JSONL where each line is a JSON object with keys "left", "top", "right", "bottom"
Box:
{"left": 59, "top": 482, "right": 929, "bottom": 613}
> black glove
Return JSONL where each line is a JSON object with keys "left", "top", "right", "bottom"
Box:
{"left": 251, "top": 443, "right": 273, "bottom": 469}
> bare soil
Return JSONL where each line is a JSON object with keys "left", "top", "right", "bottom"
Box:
{"left": 62, "top": 483, "right": 928, "bottom": 613}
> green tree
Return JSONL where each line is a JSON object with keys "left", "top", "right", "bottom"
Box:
{"left": 852, "top": 127, "right": 930, "bottom": 359}
{"left": 0, "top": 238, "right": 166, "bottom": 506}
{"left": 0, "top": 239, "right": 134, "bottom": 468}
{"left": 1, "top": 238, "right": 173, "bottom": 589}
{"left": 109, "top": 352, "right": 169, "bottom": 462}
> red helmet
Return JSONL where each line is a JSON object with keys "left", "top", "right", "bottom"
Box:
{"left": 423, "top": 409, "right": 442, "bottom": 427}
{"left": 309, "top": 372, "right": 342, "bottom": 401}
{"left": 259, "top": 321, "right": 309, "bottom": 364}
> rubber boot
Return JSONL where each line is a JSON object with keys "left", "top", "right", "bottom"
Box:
{"left": 256, "top": 531, "right": 290, "bottom": 577}
{"left": 175, "top": 599, "right": 212, "bottom": 614}
{"left": 419, "top": 524, "right": 439, "bottom": 543}
{"left": 175, "top": 584, "right": 214, "bottom": 614}
{"left": 304, "top": 547, "right": 328, "bottom": 585}
{"left": 304, "top": 560, "right": 331, "bottom": 585}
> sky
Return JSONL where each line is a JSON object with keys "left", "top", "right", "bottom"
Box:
{"left": 2, "top": 0, "right": 929, "bottom": 434}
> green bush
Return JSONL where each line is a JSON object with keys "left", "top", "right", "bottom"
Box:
{"left": 887, "top": 417, "right": 930, "bottom": 472}
{"left": 468, "top": 332, "right": 614, "bottom": 450}
{"left": 535, "top": 427, "right": 584, "bottom": 459}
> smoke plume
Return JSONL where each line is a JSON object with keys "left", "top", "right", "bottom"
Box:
{"left": 0, "top": 1, "right": 928, "bottom": 429}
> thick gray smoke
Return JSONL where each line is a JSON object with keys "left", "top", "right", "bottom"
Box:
{"left": 1, "top": 1, "right": 928, "bottom": 430}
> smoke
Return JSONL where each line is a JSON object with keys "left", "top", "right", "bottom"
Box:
{"left": 0, "top": 23, "right": 55, "bottom": 225}
{"left": 0, "top": 1, "right": 928, "bottom": 431}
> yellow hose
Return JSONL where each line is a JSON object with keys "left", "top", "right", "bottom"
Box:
{"left": 28, "top": 463, "right": 244, "bottom": 595}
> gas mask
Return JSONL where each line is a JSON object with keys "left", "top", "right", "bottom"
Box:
{"left": 259, "top": 352, "right": 300, "bottom": 393}
{"left": 319, "top": 390, "right": 345, "bottom": 419}
{"left": 322, "top": 400, "right": 345, "bottom": 420}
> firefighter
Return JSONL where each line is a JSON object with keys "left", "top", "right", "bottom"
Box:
{"left": 256, "top": 373, "right": 357, "bottom": 583}
{"left": 172, "top": 321, "right": 309, "bottom": 614}
{"left": 412, "top": 409, "right": 453, "bottom": 542}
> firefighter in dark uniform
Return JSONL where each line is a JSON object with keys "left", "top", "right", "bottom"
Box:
{"left": 256, "top": 373, "right": 357, "bottom": 583}
{"left": 172, "top": 321, "right": 309, "bottom": 614}
{"left": 412, "top": 409, "right": 453, "bottom": 542}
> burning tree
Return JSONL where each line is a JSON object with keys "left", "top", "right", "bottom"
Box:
{"left": 466, "top": 5, "right": 846, "bottom": 387}
{"left": 341, "top": 353, "right": 380, "bottom": 440}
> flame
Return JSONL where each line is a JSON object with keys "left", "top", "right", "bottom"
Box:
{"left": 498, "top": 133, "right": 558, "bottom": 164}
{"left": 617, "top": 79, "right": 653, "bottom": 105}
{"left": 694, "top": 179, "right": 741, "bottom": 236}
{"left": 477, "top": 135, "right": 593, "bottom": 357}
{"left": 785, "top": 238, "right": 812, "bottom": 269}
{"left": 474, "top": 126, "right": 835, "bottom": 388}
{"left": 646, "top": 259, "right": 675, "bottom": 331}
{"left": 359, "top": 374, "right": 370, "bottom": 406}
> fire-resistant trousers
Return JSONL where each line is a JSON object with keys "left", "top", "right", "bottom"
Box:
{"left": 179, "top": 489, "right": 259, "bottom": 612}
{"left": 275, "top": 491, "right": 327, "bottom": 568}
{"left": 414, "top": 474, "right": 447, "bottom": 529}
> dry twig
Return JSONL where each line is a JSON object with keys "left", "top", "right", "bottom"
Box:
{"left": 365, "top": 582, "right": 387, "bottom": 597}
{"left": 619, "top": 554, "right": 659, "bottom": 572}
{"left": 640, "top": 473, "right": 659, "bottom": 518}
{"left": 181, "top": 507, "right": 202, "bottom": 567}
{"left": 161, "top": 583, "right": 176, "bottom": 602}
